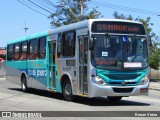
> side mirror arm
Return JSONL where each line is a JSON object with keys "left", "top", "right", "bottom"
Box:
{"left": 147, "top": 35, "right": 152, "bottom": 47}
{"left": 89, "top": 38, "right": 95, "bottom": 50}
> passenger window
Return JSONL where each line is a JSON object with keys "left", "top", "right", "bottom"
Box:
{"left": 21, "top": 41, "right": 28, "bottom": 60}
{"left": 14, "top": 43, "right": 20, "bottom": 60}
{"left": 7, "top": 44, "right": 13, "bottom": 61}
{"left": 62, "top": 31, "right": 75, "bottom": 57}
{"left": 39, "top": 37, "right": 46, "bottom": 59}
{"left": 29, "top": 39, "right": 38, "bottom": 60}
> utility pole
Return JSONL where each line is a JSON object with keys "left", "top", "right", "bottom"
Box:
{"left": 23, "top": 20, "right": 28, "bottom": 36}
{"left": 80, "top": 0, "right": 84, "bottom": 20}
{"left": 80, "top": 0, "right": 84, "bottom": 16}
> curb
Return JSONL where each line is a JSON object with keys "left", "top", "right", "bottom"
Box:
{"left": 149, "top": 88, "right": 160, "bottom": 91}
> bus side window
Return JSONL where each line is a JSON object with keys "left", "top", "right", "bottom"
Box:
{"left": 7, "top": 44, "right": 13, "bottom": 61}
{"left": 57, "top": 33, "right": 61, "bottom": 58}
{"left": 29, "top": 39, "right": 38, "bottom": 60}
{"left": 21, "top": 41, "right": 28, "bottom": 60}
{"left": 62, "top": 31, "right": 76, "bottom": 57}
{"left": 39, "top": 37, "right": 46, "bottom": 59}
{"left": 14, "top": 43, "right": 20, "bottom": 60}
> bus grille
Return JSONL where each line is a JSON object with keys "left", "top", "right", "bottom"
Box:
{"left": 104, "top": 73, "right": 140, "bottom": 86}
{"left": 112, "top": 88, "right": 134, "bottom": 93}
{"left": 109, "top": 82, "right": 137, "bottom": 85}
{"left": 105, "top": 74, "right": 140, "bottom": 80}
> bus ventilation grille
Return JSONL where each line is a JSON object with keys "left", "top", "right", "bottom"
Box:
{"left": 112, "top": 88, "right": 134, "bottom": 93}
{"left": 105, "top": 74, "right": 140, "bottom": 80}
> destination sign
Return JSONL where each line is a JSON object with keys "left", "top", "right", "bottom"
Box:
{"left": 92, "top": 21, "right": 146, "bottom": 35}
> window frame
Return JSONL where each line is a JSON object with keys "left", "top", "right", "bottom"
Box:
{"left": 20, "top": 41, "right": 28, "bottom": 60}
{"left": 29, "top": 39, "right": 38, "bottom": 60}
{"left": 7, "top": 44, "right": 14, "bottom": 61}
{"left": 61, "top": 30, "right": 76, "bottom": 57}
{"left": 57, "top": 33, "right": 62, "bottom": 58}
{"left": 38, "top": 37, "right": 46, "bottom": 59}
{"left": 13, "top": 43, "right": 20, "bottom": 61}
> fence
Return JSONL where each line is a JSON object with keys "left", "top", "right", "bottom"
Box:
{"left": 0, "top": 60, "right": 6, "bottom": 77}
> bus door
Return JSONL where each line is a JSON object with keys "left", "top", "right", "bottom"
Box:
{"left": 78, "top": 36, "right": 88, "bottom": 95}
{"left": 48, "top": 41, "right": 56, "bottom": 89}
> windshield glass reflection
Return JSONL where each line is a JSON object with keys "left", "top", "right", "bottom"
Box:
{"left": 91, "top": 35, "right": 148, "bottom": 70}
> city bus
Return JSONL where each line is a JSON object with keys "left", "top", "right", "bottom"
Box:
{"left": 6, "top": 19, "right": 149, "bottom": 102}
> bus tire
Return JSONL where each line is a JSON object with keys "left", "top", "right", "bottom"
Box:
{"left": 21, "top": 76, "right": 28, "bottom": 92}
{"left": 62, "top": 79, "right": 74, "bottom": 101}
{"left": 107, "top": 96, "right": 122, "bottom": 102}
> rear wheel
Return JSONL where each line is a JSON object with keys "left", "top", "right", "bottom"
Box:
{"left": 62, "top": 80, "right": 74, "bottom": 101}
{"left": 107, "top": 96, "right": 122, "bottom": 102}
{"left": 21, "top": 76, "right": 28, "bottom": 92}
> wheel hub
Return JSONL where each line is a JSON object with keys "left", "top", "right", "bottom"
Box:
{"left": 65, "top": 84, "right": 71, "bottom": 95}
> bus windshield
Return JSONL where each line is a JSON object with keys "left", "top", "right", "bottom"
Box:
{"left": 91, "top": 35, "right": 148, "bottom": 70}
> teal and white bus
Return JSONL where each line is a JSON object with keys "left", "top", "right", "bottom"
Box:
{"left": 6, "top": 19, "right": 149, "bottom": 101}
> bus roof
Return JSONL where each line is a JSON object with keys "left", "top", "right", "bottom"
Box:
{"left": 7, "top": 19, "right": 144, "bottom": 45}
{"left": 49, "top": 20, "right": 89, "bottom": 35}
{"left": 49, "top": 19, "right": 143, "bottom": 35}
{"left": 7, "top": 30, "right": 49, "bottom": 45}
{"left": 89, "top": 19, "right": 143, "bottom": 24}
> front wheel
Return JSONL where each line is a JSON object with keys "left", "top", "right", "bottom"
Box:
{"left": 107, "top": 96, "right": 122, "bottom": 102}
{"left": 62, "top": 80, "right": 74, "bottom": 101}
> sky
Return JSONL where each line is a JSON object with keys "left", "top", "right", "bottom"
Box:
{"left": 0, "top": 0, "right": 160, "bottom": 47}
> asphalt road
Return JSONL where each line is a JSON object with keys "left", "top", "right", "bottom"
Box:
{"left": 0, "top": 79, "right": 159, "bottom": 120}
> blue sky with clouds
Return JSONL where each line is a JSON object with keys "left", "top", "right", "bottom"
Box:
{"left": 0, "top": 0, "right": 160, "bottom": 47}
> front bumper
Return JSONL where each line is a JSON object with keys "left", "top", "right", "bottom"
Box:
{"left": 89, "top": 81, "right": 149, "bottom": 97}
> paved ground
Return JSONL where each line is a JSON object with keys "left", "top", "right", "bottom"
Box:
{"left": 0, "top": 78, "right": 159, "bottom": 120}
{"left": 149, "top": 81, "right": 160, "bottom": 91}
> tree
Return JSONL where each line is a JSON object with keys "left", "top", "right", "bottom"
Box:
{"left": 113, "top": 11, "right": 160, "bottom": 70}
{"left": 113, "top": 12, "right": 156, "bottom": 37}
{"left": 138, "top": 17, "right": 156, "bottom": 39}
{"left": 48, "top": 0, "right": 101, "bottom": 27}
{"left": 138, "top": 17, "right": 160, "bottom": 70}
{"left": 113, "top": 11, "right": 133, "bottom": 20}
{"left": 149, "top": 42, "right": 160, "bottom": 70}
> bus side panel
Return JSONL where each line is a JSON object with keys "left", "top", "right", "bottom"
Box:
{"left": 55, "top": 63, "right": 62, "bottom": 93}
{"left": 27, "top": 59, "right": 48, "bottom": 90}
{"left": 6, "top": 61, "right": 26, "bottom": 86}
{"left": 57, "top": 58, "right": 77, "bottom": 94}
{"left": 6, "top": 59, "right": 48, "bottom": 90}
{"left": 26, "top": 35, "right": 48, "bottom": 90}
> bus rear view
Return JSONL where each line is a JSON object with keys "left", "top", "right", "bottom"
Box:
{"left": 88, "top": 19, "right": 149, "bottom": 101}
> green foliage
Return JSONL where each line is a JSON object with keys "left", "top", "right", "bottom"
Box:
{"left": 113, "top": 11, "right": 160, "bottom": 70}
{"left": 138, "top": 18, "right": 159, "bottom": 70}
{"left": 149, "top": 42, "right": 160, "bottom": 70}
{"left": 48, "top": 0, "right": 102, "bottom": 27}
{"left": 113, "top": 11, "right": 133, "bottom": 20}
{"left": 139, "top": 17, "right": 156, "bottom": 38}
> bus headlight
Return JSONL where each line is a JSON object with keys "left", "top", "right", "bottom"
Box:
{"left": 93, "top": 76, "right": 107, "bottom": 86}
{"left": 139, "top": 74, "right": 149, "bottom": 85}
